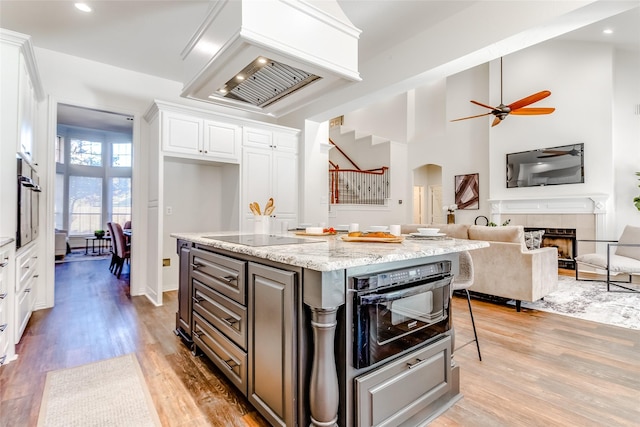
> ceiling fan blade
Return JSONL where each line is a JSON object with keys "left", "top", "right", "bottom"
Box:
{"left": 470, "top": 100, "right": 496, "bottom": 110}
{"left": 510, "top": 107, "right": 556, "bottom": 115}
{"left": 450, "top": 112, "right": 492, "bottom": 122}
{"left": 508, "top": 90, "right": 551, "bottom": 110}
{"left": 491, "top": 116, "right": 502, "bottom": 127}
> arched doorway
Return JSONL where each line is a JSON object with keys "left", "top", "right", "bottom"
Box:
{"left": 412, "top": 164, "right": 444, "bottom": 224}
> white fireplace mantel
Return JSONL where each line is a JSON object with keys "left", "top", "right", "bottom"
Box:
{"left": 488, "top": 194, "right": 610, "bottom": 239}
{"left": 488, "top": 194, "right": 609, "bottom": 215}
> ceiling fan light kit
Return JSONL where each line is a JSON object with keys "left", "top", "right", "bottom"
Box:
{"left": 452, "top": 57, "right": 555, "bottom": 127}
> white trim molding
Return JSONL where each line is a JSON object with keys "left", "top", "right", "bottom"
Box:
{"left": 488, "top": 194, "right": 609, "bottom": 239}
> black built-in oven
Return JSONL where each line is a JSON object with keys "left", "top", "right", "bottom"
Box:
{"left": 352, "top": 261, "right": 452, "bottom": 368}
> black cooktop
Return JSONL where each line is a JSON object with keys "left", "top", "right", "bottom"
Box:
{"left": 203, "top": 234, "right": 322, "bottom": 247}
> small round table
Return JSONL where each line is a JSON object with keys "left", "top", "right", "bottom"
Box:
{"left": 85, "top": 236, "right": 111, "bottom": 255}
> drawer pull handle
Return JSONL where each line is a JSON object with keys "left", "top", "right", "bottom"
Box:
{"left": 0, "top": 259, "right": 8, "bottom": 267}
{"left": 0, "top": 323, "right": 7, "bottom": 332}
{"left": 218, "top": 275, "right": 237, "bottom": 286}
{"left": 407, "top": 358, "right": 427, "bottom": 369}
{"left": 222, "top": 317, "right": 238, "bottom": 326}
{"left": 224, "top": 358, "right": 238, "bottom": 370}
{"left": 193, "top": 330, "right": 204, "bottom": 338}
{"left": 190, "top": 262, "right": 201, "bottom": 270}
{"left": 192, "top": 295, "right": 204, "bottom": 304}
{"left": 0, "top": 293, "right": 6, "bottom": 300}
{"left": 0, "top": 355, "right": 6, "bottom": 366}
{"left": 25, "top": 288, "right": 32, "bottom": 293}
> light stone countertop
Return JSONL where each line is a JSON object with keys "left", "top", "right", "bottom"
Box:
{"left": 170, "top": 232, "right": 489, "bottom": 272}
{"left": 0, "top": 237, "right": 15, "bottom": 248}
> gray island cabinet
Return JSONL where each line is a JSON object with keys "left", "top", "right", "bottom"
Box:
{"left": 171, "top": 232, "right": 488, "bottom": 427}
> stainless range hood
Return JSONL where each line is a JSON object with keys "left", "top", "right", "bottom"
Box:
{"left": 181, "top": 0, "right": 361, "bottom": 117}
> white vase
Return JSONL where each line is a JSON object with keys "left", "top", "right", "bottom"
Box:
{"left": 253, "top": 216, "right": 270, "bottom": 234}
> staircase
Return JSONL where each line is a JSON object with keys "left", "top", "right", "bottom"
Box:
{"left": 329, "top": 126, "right": 391, "bottom": 205}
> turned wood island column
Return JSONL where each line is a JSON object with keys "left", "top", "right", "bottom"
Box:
{"left": 303, "top": 269, "right": 345, "bottom": 427}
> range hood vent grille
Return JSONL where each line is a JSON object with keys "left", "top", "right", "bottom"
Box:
{"left": 214, "top": 57, "right": 321, "bottom": 108}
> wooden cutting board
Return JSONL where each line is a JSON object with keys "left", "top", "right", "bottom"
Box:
{"left": 340, "top": 235, "right": 404, "bottom": 243}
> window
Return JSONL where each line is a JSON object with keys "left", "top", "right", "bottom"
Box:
{"left": 112, "top": 143, "right": 132, "bottom": 167}
{"left": 68, "top": 176, "right": 102, "bottom": 234}
{"left": 110, "top": 177, "right": 131, "bottom": 224}
{"left": 70, "top": 139, "right": 102, "bottom": 166}
{"left": 54, "top": 173, "right": 64, "bottom": 230}
{"left": 55, "top": 136, "right": 64, "bottom": 164}
{"left": 57, "top": 125, "right": 132, "bottom": 235}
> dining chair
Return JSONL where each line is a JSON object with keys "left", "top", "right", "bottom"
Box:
{"left": 452, "top": 250, "right": 482, "bottom": 361}
{"left": 106, "top": 222, "right": 119, "bottom": 274}
{"left": 111, "top": 222, "right": 131, "bottom": 279}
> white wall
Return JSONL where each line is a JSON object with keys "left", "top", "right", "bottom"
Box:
{"left": 326, "top": 38, "right": 639, "bottom": 233}
{"left": 162, "top": 158, "right": 239, "bottom": 290}
{"left": 33, "top": 47, "right": 273, "bottom": 305}
{"left": 612, "top": 49, "right": 640, "bottom": 234}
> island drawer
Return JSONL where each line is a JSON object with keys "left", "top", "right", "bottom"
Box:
{"left": 193, "top": 312, "right": 247, "bottom": 396}
{"left": 355, "top": 336, "right": 451, "bottom": 427}
{"left": 190, "top": 248, "right": 246, "bottom": 304}
{"left": 193, "top": 279, "right": 247, "bottom": 350}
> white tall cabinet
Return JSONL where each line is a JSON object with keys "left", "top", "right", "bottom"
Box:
{"left": 143, "top": 101, "right": 300, "bottom": 305}
{"left": 242, "top": 127, "right": 299, "bottom": 233}
{"left": 0, "top": 29, "right": 45, "bottom": 365}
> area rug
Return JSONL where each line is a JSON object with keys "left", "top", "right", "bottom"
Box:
{"left": 513, "top": 276, "right": 640, "bottom": 330}
{"left": 55, "top": 249, "right": 111, "bottom": 263}
{"left": 38, "top": 353, "right": 161, "bottom": 427}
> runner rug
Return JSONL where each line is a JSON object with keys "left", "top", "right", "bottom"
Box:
{"left": 511, "top": 276, "right": 640, "bottom": 330}
{"left": 38, "top": 353, "right": 161, "bottom": 427}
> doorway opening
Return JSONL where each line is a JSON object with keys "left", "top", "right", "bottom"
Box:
{"left": 412, "top": 164, "right": 443, "bottom": 224}
{"left": 54, "top": 104, "right": 133, "bottom": 280}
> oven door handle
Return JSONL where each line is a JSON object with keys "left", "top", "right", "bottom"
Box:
{"left": 358, "top": 276, "right": 451, "bottom": 305}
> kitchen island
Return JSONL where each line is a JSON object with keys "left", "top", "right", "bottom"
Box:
{"left": 170, "top": 232, "right": 488, "bottom": 427}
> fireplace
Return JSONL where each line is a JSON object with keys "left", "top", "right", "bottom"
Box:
{"left": 526, "top": 227, "right": 576, "bottom": 270}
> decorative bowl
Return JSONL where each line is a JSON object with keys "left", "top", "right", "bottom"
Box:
{"left": 417, "top": 228, "right": 440, "bottom": 235}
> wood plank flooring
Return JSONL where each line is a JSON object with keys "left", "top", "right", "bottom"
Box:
{"left": 1, "top": 260, "right": 638, "bottom": 426}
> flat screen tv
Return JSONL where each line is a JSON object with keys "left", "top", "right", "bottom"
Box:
{"left": 506, "top": 143, "right": 584, "bottom": 188}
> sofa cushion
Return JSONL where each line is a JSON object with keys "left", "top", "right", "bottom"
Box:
{"left": 431, "top": 224, "right": 470, "bottom": 239}
{"left": 576, "top": 253, "right": 640, "bottom": 273}
{"left": 468, "top": 225, "right": 524, "bottom": 244}
{"left": 615, "top": 225, "right": 640, "bottom": 261}
{"left": 524, "top": 230, "right": 545, "bottom": 250}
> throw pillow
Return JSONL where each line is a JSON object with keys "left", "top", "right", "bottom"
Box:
{"left": 524, "top": 230, "right": 545, "bottom": 250}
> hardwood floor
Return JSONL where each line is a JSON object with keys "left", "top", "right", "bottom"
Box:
{"left": 1, "top": 260, "right": 638, "bottom": 426}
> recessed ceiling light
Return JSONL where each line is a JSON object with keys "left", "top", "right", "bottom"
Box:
{"left": 74, "top": 3, "right": 92, "bottom": 13}
{"left": 603, "top": 28, "right": 613, "bottom": 35}
{"left": 218, "top": 88, "right": 228, "bottom": 94}
{"left": 236, "top": 75, "right": 245, "bottom": 81}
{"left": 258, "top": 57, "right": 267, "bottom": 64}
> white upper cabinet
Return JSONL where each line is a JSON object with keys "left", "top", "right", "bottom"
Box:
{"left": 159, "top": 107, "right": 241, "bottom": 164}
{"left": 203, "top": 120, "right": 241, "bottom": 161}
{"left": 161, "top": 111, "right": 203, "bottom": 156}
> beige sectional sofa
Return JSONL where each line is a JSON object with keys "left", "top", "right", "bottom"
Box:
{"left": 402, "top": 224, "right": 558, "bottom": 311}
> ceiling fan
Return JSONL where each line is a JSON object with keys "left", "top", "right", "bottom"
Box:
{"left": 451, "top": 57, "right": 555, "bottom": 127}
{"left": 537, "top": 145, "right": 582, "bottom": 158}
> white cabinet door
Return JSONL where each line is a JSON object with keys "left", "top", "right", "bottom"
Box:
{"left": 243, "top": 147, "right": 273, "bottom": 219}
{"left": 271, "top": 150, "right": 298, "bottom": 228}
{"left": 17, "top": 53, "right": 35, "bottom": 163}
{"left": 203, "top": 121, "right": 241, "bottom": 162}
{"left": 273, "top": 131, "right": 298, "bottom": 154}
{"left": 162, "top": 112, "right": 203, "bottom": 156}
{"left": 243, "top": 127, "right": 273, "bottom": 149}
{"left": 0, "top": 247, "right": 9, "bottom": 365}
